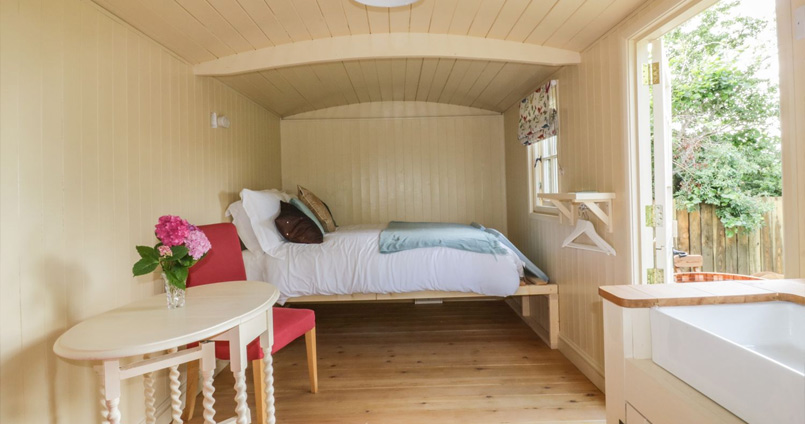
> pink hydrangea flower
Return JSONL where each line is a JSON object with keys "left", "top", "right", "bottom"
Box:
{"left": 155, "top": 215, "right": 190, "bottom": 247}
{"left": 158, "top": 245, "right": 173, "bottom": 257}
{"left": 185, "top": 228, "right": 211, "bottom": 260}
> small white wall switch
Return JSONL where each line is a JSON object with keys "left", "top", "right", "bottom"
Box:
{"left": 210, "top": 112, "right": 218, "bottom": 128}
{"left": 796, "top": 6, "right": 805, "bottom": 40}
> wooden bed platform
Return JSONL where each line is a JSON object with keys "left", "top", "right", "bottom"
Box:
{"left": 285, "top": 276, "right": 559, "bottom": 349}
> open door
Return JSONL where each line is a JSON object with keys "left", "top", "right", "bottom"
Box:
{"left": 636, "top": 39, "right": 674, "bottom": 284}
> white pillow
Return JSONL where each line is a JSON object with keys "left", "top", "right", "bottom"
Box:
{"left": 239, "top": 189, "right": 289, "bottom": 253}
{"left": 226, "top": 201, "right": 261, "bottom": 252}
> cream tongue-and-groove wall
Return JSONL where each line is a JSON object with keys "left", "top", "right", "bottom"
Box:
{"left": 0, "top": 0, "right": 281, "bottom": 422}
{"left": 503, "top": 49, "right": 631, "bottom": 388}
{"left": 281, "top": 102, "right": 508, "bottom": 232}
{"left": 503, "top": 0, "right": 716, "bottom": 389}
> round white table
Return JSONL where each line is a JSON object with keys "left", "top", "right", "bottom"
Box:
{"left": 54, "top": 281, "right": 280, "bottom": 424}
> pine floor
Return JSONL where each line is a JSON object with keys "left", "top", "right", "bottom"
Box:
{"left": 187, "top": 300, "right": 606, "bottom": 424}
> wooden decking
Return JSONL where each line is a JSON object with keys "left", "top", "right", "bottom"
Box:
{"left": 188, "top": 301, "right": 605, "bottom": 424}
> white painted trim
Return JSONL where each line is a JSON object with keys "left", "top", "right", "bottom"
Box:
{"left": 194, "top": 33, "right": 582, "bottom": 76}
{"left": 529, "top": 211, "right": 560, "bottom": 222}
{"left": 283, "top": 101, "right": 499, "bottom": 120}
{"left": 558, "top": 335, "right": 606, "bottom": 393}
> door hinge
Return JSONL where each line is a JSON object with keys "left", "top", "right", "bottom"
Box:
{"left": 645, "top": 204, "right": 664, "bottom": 228}
{"left": 642, "top": 62, "right": 660, "bottom": 85}
{"left": 647, "top": 268, "right": 665, "bottom": 284}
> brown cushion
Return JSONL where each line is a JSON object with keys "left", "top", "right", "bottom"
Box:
{"left": 274, "top": 201, "right": 323, "bottom": 244}
{"left": 298, "top": 185, "right": 337, "bottom": 232}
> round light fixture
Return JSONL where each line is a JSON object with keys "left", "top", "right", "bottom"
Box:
{"left": 355, "top": 0, "right": 420, "bottom": 7}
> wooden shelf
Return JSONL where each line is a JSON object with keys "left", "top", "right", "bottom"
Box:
{"left": 538, "top": 192, "right": 616, "bottom": 201}
{"left": 538, "top": 192, "right": 616, "bottom": 232}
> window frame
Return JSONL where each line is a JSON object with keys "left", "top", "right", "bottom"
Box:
{"left": 527, "top": 136, "right": 561, "bottom": 216}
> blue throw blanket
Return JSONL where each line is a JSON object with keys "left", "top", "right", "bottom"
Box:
{"left": 379, "top": 221, "right": 507, "bottom": 255}
{"left": 379, "top": 221, "right": 550, "bottom": 282}
{"left": 471, "top": 222, "right": 550, "bottom": 282}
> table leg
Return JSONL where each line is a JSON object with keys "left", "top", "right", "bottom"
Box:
{"left": 260, "top": 308, "right": 276, "bottom": 424}
{"left": 226, "top": 325, "right": 251, "bottom": 424}
{"left": 168, "top": 347, "right": 184, "bottom": 424}
{"left": 261, "top": 348, "right": 276, "bottom": 424}
{"left": 233, "top": 369, "right": 250, "bottom": 424}
{"left": 200, "top": 342, "right": 217, "bottom": 424}
{"left": 99, "top": 385, "right": 109, "bottom": 424}
{"left": 97, "top": 361, "right": 121, "bottom": 424}
{"left": 143, "top": 353, "right": 156, "bottom": 424}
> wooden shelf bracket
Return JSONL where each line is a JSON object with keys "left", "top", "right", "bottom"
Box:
{"left": 538, "top": 192, "right": 616, "bottom": 233}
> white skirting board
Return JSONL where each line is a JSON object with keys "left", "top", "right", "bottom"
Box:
{"left": 558, "top": 335, "right": 606, "bottom": 393}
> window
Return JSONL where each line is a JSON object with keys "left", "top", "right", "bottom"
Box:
{"left": 519, "top": 79, "right": 559, "bottom": 214}
{"left": 529, "top": 136, "right": 559, "bottom": 213}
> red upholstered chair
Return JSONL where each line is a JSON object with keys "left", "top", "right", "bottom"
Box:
{"left": 182, "top": 223, "right": 318, "bottom": 424}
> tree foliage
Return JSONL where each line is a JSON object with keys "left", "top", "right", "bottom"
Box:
{"left": 665, "top": 0, "right": 781, "bottom": 236}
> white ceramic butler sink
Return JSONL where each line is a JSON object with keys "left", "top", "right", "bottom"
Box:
{"left": 650, "top": 301, "right": 805, "bottom": 424}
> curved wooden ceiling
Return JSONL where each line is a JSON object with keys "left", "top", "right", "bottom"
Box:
{"left": 218, "top": 58, "right": 558, "bottom": 116}
{"left": 93, "top": 0, "right": 646, "bottom": 115}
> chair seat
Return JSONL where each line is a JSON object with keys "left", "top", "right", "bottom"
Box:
{"left": 212, "top": 307, "right": 316, "bottom": 360}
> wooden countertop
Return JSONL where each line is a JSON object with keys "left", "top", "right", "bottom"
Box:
{"left": 598, "top": 279, "right": 805, "bottom": 308}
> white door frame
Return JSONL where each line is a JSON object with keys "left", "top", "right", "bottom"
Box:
{"left": 626, "top": 0, "right": 719, "bottom": 285}
{"left": 653, "top": 38, "right": 675, "bottom": 284}
{"left": 634, "top": 39, "right": 656, "bottom": 285}
{"left": 632, "top": 38, "right": 674, "bottom": 285}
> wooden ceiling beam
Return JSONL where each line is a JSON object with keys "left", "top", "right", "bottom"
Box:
{"left": 194, "top": 33, "right": 581, "bottom": 76}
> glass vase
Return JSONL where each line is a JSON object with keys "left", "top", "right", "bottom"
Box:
{"left": 162, "top": 272, "right": 186, "bottom": 309}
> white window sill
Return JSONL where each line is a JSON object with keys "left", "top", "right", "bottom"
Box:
{"left": 529, "top": 209, "right": 560, "bottom": 223}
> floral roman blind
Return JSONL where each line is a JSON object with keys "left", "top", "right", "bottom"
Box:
{"left": 518, "top": 80, "right": 558, "bottom": 146}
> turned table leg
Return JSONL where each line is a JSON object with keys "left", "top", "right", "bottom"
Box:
{"left": 226, "top": 323, "right": 252, "bottom": 424}
{"left": 261, "top": 348, "right": 276, "bottom": 424}
{"left": 167, "top": 347, "right": 184, "bottom": 424}
{"left": 232, "top": 369, "right": 250, "bottom": 424}
{"left": 199, "top": 342, "right": 217, "bottom": 424}
{"left": 99, "top": 385, "right": 110, "bottom": 424}
{"left": 98, "top": 361, "right": 122, "bottom": 424}
{"left": 143, "top": 353, "right": 156, "bottom": 424}
{"left": 261, "top": 308, "right": 276, "bottom": 424}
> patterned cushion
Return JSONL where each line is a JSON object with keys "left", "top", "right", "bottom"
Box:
{"left": 297, "top": 185, "right": 337, "bottom": 232}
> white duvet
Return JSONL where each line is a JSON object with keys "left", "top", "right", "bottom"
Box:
{"left": 242, "top": 224, "right": 524, "bottom": 303}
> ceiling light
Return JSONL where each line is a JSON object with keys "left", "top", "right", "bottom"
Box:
{"left": 355, "top": 0, "right": 419, "bottom": 7}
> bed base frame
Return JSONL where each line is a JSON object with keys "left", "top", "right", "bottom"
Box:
{"left": 285, "top": 276, "right": 559, "bottom": 349}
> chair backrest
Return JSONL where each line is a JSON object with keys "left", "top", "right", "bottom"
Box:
{"left": 187, "top": 223, "right": 247, "bottom": 288}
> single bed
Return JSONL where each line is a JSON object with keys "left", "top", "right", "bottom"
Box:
{"left": 243, "top": 224, "right": 526, "bottom": 304}
{"left": 231, "top": 188, "right": 559, "bottom": 348}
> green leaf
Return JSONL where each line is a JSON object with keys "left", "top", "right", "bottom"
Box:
{"left": 164, "top": 266, "right": 188, "bottom": 289}
{"left": 136, "top": 245, "right": 159, "bottom": 261}
{"left": 177, "top": 256, "right": 194, "bottom": 267}
{"left": 132, "top": 258, "right": 159, "bottom": 276}
{"left": 170, "top": 245, "right": 189, "bottom": 260}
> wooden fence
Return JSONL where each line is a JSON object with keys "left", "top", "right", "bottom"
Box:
{"left": 675, "top": 197, "right": 783, "bottom": 275}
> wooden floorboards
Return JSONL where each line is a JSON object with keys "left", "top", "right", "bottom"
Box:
{"left": 187, "top": 300, "right": 605, "bottom": 423}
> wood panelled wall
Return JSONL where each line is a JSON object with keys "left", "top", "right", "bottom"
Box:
{"left": 502, "top": 0, "right": 730, "bottom": 389}
{"left": 777, "top": 0, "right": 805, "bottom": 277}
{"left": 0, "top": 0, "right": 281, "bottom": 422}
{"left": 281, "top": 102, "right": 508, "bottom": 231}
